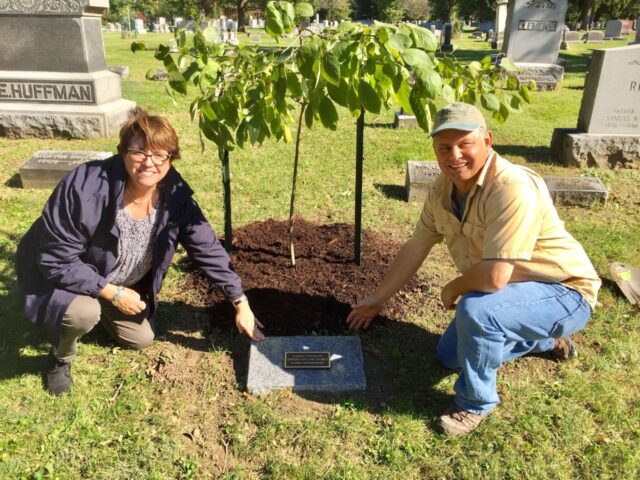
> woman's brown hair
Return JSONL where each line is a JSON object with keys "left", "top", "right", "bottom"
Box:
{"left": 117, "top": 108, "right": 181, "bottom": 160}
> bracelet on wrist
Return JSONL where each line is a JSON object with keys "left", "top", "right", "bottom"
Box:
{"left": 112, "top": 286, "right": 125, "bottom": 306}
{"left": 232, "top": 294, "right": 248, "bottom": 306}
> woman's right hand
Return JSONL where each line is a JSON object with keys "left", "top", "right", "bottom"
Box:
{"left": 100, "top": 284, "right": 146, "bottom": 315}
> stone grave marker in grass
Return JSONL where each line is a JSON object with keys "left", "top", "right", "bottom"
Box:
{"left": 246, "top": 336, "right": 366, "bottom": 395}
{"left": 501, "top": 0, "right": 567, "bottom": 89}
{"left": 543, "top": 176, "right": 608, "bottom": 207}
{"left": 583, "top": 31, "right": 604, "bottom": 43}
{"left": 20, "top": 150, "right": 111, "bottom": 189}
{"left": 550, "top": 44, "right": 640, "bottom": 169}
{"left": 604, "top": 20, "right": 624, "bottom": 40}
{"left": 405, "top": 161, "right": 441, "bottom": 202}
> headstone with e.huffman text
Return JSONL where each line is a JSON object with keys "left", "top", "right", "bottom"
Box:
{"left": 543, "top": 176, "right": 608, "bottom": 206}
{"left": 246, "top": 336, "right": 366, "bottom": 395}
{"left": 501, "top": 0, "right": 568, "bottom": 89}
{"left": 0, "top": 0, "right": 136, "bottom": 139}
{"left": 405, "top": 161, "right": 441, "bottom": 201}
{"left": 550, "top": 44, "right": 640, "bottom": 169}
{"left": 20, "top": 150, "right": 112, "bottom": 189}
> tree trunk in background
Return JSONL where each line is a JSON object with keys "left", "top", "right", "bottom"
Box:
{"left": 580, "top": 0, "right": 594, "bottom": 30}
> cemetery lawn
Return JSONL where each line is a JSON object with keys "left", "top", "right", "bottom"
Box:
{"left": 1, "top": 32, "right": 639, "bottom": 479}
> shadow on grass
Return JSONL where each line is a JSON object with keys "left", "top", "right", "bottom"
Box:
{"left": 496, "top": 144, "right": 563, "bottom": 166}
{"left": 374, "top": 183, "right": 407, "bottom": 201}
{"left": 4, "top": 174, "right": 22, "bottom": 188}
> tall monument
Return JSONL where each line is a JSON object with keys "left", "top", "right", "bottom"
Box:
{"left": 0, "top": 0, "right": 136, "bottom": 138}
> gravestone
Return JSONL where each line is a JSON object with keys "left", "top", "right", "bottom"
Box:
{"left": 0, "top": 0, "right": 136, "bottom": 139}
{"left": 543, "top": 176, "right": 608, "bottom": 206}
{"left": 486, "top": 29, "right": 495, "bottom": 42}
{"left": 108, "top": 66, "right": 129, "bottom": 79}
{"left": 20, "top": 150, "right": 111, "bottom": 189}
{"left": 604, "top": 20, "right": 624, "bottom": 40}
{"left": 405, "top": 161, "right": 441, "bottom": 201}
{"left": 441, "top": 23, "right": 454, "bottom": 52}
{"left": 246, "top": 336, "right": 366, "bottom": 395}
{"left": 492, "top": 0, "right": 508, "bottom": 49}
{"left": 564, "top": 30, "right": 580, "bottom": 42}
{"left": 620, "top": 19, "right": 633, "bottom": 35}
{"left": 471, "top": 31, "right": 483, "bottom": 39}
{"left": 550, "top": 44, "right": 640, "bottom": 169}
{"left": 634, "top": 17, "right": 640, "bottom": 45}
{"left": 394, "top": 110, "right": 418, "bottom": 129}
{"left": 583, "top": 30, "right": 604, "bottom": 43}
{"left": 501, "top": 0, "right": 568, "bottom": 89}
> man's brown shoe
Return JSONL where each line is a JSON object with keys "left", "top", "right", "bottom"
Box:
{"left": 439, "top": 404, "right": 490, "bottom": 436}
{"left": 551, "top": 337, "right": 576, "bottom": 362}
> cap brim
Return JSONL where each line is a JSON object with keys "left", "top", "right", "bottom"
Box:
{"left": 430, "top": 121, "right": 483, "bottom": 137}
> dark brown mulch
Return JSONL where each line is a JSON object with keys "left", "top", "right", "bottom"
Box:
{"left": 186, "top": 218, "right": 426, "bottom": 335}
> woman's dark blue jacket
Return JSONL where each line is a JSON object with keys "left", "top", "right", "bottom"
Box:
{"left": 15, "top": 154, "right": 243, "bottom": 333}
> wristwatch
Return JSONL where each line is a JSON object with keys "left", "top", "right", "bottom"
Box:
{"left": 232, "top": 294, "right": 248, "bottom": 306}
{"left": 112, "top": 285, "right": 125, "bottom": 306}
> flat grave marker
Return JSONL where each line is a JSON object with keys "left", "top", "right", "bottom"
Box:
{"left": 543, "top": 176, "right": 608, "bottom": 206}
{"left": 405, "top": 161, "right": 441, "bottom": 202}
{"left": 246, "top": 336, "right": 366, "bottom": 395}
{"left": 20, "top": 150, "right": 111, "bottom": 189}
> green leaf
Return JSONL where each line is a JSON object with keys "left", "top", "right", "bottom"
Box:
{"left": 304, "top": 103, "right": 314, "bottom": 129}
{"left": 509, "top": 94, "right": 522, "bottom": 111}
{"left": 358, "top": 80, "right": 381, "bottom": 114}
{"left": 442, "top": 84, "right": 455, "bottom": 104}
{"left": 327, "top": 80, "right": 348, "bottom": 107}
{"left": 492, "top": 101, "right": 510, "bottom": 123}
{"left": 347, "top": 85, "right": 359, "bottom": 115}
{"left": 294, "top": 1, "right": 313, "bottom": 18}
{"left": 519, "top": 85, "right": 532, "bottom": 103}
{"left": 321, "top": 53, "right": 341, "bottom": 86}
{"left": 376, "top": 27, "right": 389, "bottom": 44}
{"left": 297, "top": 38, "right": 319, "bottom": 79}
{"left": 506, "top": 75, "right": 519, "bottom": 90}
{"left": 168, "top": 70, "right": 187, "bottom": 95}
{"left": 265, "top": 1, "right": 284, "bottom": 36}
{"left": 287, "top": 71, "right": 303, "bottom": 99}
{"left": 467, "top": 61, "right": 482, "bottom": 76}
{"left": 500, "top": 57, "right": 517, "bottom": 72}
{"left": 481, "top": 93, "right": 500, "bottom": 112}
{"left": 279, "top": 1, "right": 296, "bottom": 30}
{"left": 388, "top": 33, "right": 412, "bottom": 54}
{"left": 408, "top": 25, "right": 437, "bottom": 51}
{"left": 319, "top": 97, "right": 338, "bottom": 130}
{"left": 202, "top": 25, "right": 217, "bottom": 44}
{"left": 409, "top": 91, "right": 427, "bottom": 131}
{"left": 402, "top": 48, "right": 431, "bottom": 67}
{"left": 392, "top": 76, "right": 412, "bottom": 113}
{"left": 528, "top": 79, "right": 537, "bottom": 91}
{"left": 413, "top": 65, "right": 442, "bottom": 99}
{"left": 130, "top": 41, "right": 146, "bottom": 53}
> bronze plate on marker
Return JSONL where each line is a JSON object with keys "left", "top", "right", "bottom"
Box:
{"left": 284, "top": 351, "right": 331, "bottom": 369}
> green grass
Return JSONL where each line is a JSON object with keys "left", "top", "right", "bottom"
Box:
{"left": 1, "top": 32, "right": 639, "bottom": 479}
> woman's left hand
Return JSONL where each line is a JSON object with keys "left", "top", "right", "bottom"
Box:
{"left": 234, "top": 301, "right": 265, "bottom": 341}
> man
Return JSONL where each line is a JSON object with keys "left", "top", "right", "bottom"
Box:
{"left": 347, "top": 103, "right": 600, "bottom": 436}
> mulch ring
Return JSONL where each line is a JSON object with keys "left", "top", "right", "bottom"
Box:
{"left": 186, "top": 218, "right": 429, "bottom": 335}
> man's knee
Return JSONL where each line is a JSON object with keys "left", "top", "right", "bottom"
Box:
{"left": 455, "top": 293, "right": 493, "bottom": 333}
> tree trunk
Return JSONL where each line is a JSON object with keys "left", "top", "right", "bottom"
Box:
{"left": 354, "top": 109, "right": 364, "bottom": 267}
{"left": 220, "top": 148, "right": 233, "bottom": 253}
{"left": 288, "top": 103, "right": 307, "bottom": 266}
{"left": 237, "top": 0, "right": 246, "bottom": 32}
{"left": 580, "top": 0, "right": 594, "bottom": 30}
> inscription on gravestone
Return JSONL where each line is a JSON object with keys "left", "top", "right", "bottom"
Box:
{"left": 284, "top": 351, "right": 331, "bottom": 369}
{"left": 406, "top": 161, "right": 441, "bottom": 202}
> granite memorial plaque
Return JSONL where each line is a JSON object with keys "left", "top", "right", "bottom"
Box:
{"left": 20, "top": 150, "right": 111, "bottom": 188}
{"left": 543, "top": 176, "right": 608, "bottom": 206}
{"left": 604, "top": 20, "right": 624, "bottom": 40}
{"left": 406, "top": 161, "right": 441, "bottom": 202}
{"left": 246, "top": 336, "right": 366, "bottom": 395}
{"left": 550, "top": 44, "right": 640, "bottom": 169}
{"left": 0, "top": 0, "right": 136, "bottom": 138}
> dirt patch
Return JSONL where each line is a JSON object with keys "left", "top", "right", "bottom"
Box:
{"left": 187, "top": 218, "right": 429, "bottom": 335}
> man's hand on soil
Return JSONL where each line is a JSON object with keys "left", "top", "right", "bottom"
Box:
{"left": 347, "top": 296, "right": 384, "bottom": 330}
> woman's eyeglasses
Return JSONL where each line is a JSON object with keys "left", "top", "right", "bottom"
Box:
{"left": 127, "top": 148, "right": 172, "bottom": 166}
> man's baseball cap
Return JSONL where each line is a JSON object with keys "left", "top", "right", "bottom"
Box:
{"left": 430, "top": 102, "right": 486, "bottom": 137}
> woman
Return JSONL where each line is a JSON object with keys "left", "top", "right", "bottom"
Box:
{"left": 16, "top": 109, "right": 264, "bottom": 396}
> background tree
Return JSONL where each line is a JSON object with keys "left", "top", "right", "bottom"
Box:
{"left": 398, "top": 0, "right": 431, "bottom": 21}
{"left": 430, "top": 0, "right": 457, "bottom": 22}
{"left": 457, "top": 0, "right": 494, "bottom": 22}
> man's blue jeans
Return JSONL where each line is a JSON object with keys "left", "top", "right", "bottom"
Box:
{"left": 436, "top": 281, "right": 592, "bottom": 414}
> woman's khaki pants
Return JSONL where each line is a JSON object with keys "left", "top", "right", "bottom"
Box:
{"left": 53, "top": 295, "right": 154, "bottom": 363}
